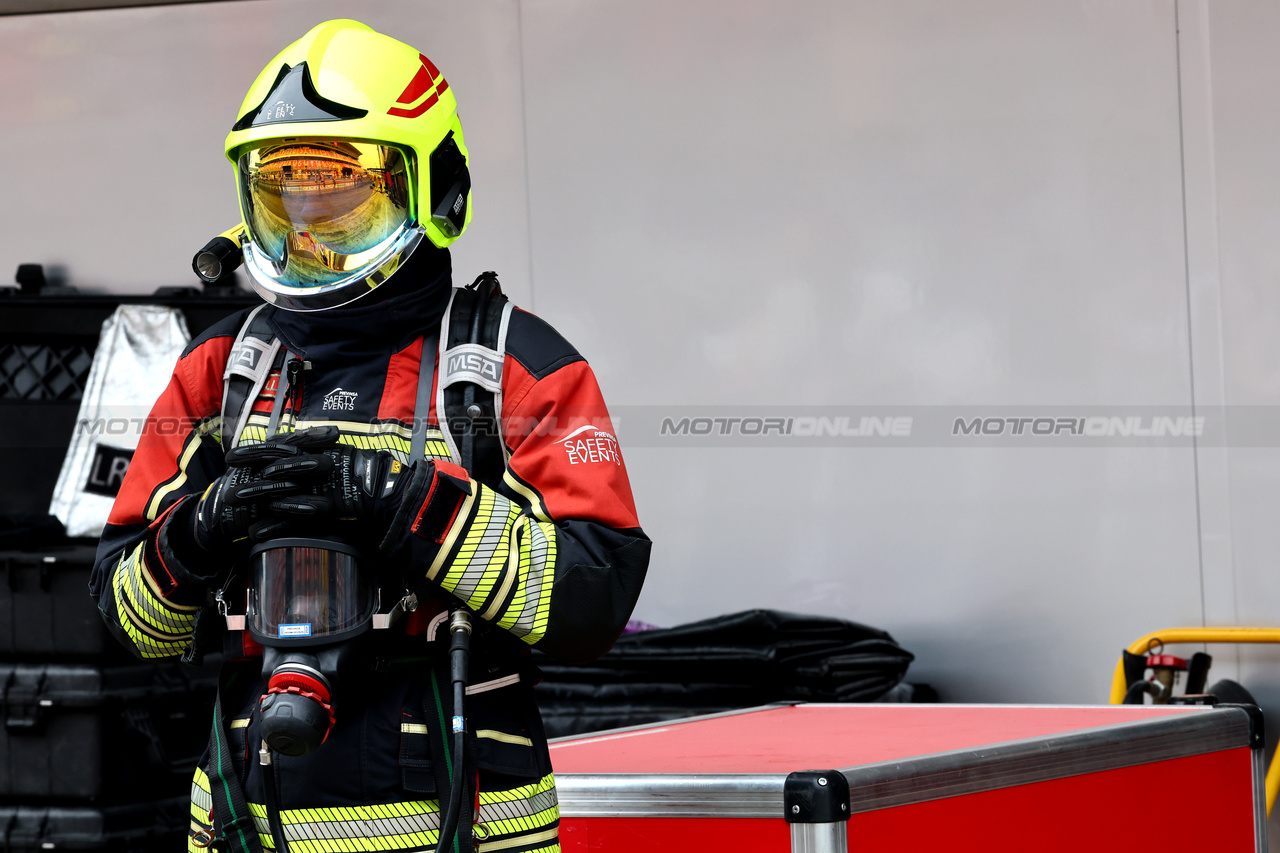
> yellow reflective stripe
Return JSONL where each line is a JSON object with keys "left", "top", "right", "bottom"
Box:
{"left": 447, "top": 489, "right": 497, "bottom": 585}
{"left": 432, "top": 482, "right": 557, "bottom": 634}
{"left": 121, "top": 553, "right": 196, "bottom": 634}
{"left": 146, "top": 416, "right": 220, "bottom": 521}
{"left": 493, "top": 523, "right": 529, "bottom": 631}
{"left": 478, "top": 826, "right": 559, "bottom": 852}
{"left": 239, "top": 416, "right": 452, "bottom": 463}
{"left": 233, "top": 775, "right": 557, "bottom": 851}
{"left": 426, "top": 483, "right": 476, "bottom": 582}
{"left": 525, "top": 521, "right": 557, "bottom": 644}
{"left": 138, "top": 547, "right": 200, "bottom": 612}
{"left": 400, "top": 723, "right": 429, "bottom": 734}
{"left": 118, "top": 590, "right": 192, "bottom": 642}
{"left": 499, "top": 518, "right": 556, "bottom": 644}
{"left": 481, "top": 799, "right": 558, "bottom": 835}
{"left": 190, "top": 767, "right": 213, "bottom": 826}
{"left": 475, "top": 729, "right": 532, "bottom": 747}
{"left": 423, "top": 439, "right": 452, "bottom": 460}
{"left": 116, "top": 607, "right": 189, "bottom": 657}
{"left": 478, "top": 774, "right": 556, "bottom": 806}
{"left": 248, "top": 801, "right": 442, "bottom": 851}
{"left": 230, "top": 718, "right": 251, "bottom": 729}
{"left": 449, "top": 488, "right": 519, "bottom": 611}
{"left": 426, "top": 482, "right": 559, "bottom": 643}
{"left": 113, "top": 552, "right": 190, "bottom": 658}
{"left": 501, "top": 470, "right": 550, "bottom": 523}
{"left": 293, "top": 418, "right": 413, "bottom": 438}
{"left": 482, "top": 535, "right": 521, "bottom": 623}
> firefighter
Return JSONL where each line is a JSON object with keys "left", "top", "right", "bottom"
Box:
{"left": 89, "top": 20, "right": 649, "bottom": 853}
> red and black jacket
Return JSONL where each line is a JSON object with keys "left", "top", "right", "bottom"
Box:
{"left": 90, "top": 257, "right": 649, "bottom": 667}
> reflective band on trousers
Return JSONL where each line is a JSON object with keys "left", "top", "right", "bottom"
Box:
{"left": 190, "top": 762, "right": 559, "bottom": 853}
{"left": 236, "top": 774, "right": 558, "bottom": 852}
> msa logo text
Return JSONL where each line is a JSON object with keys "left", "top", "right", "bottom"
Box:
{"left": 233, "top": 348, "right": 260, "bottom": 370}
{"left": 447, "top": 352, "right": 500, "bottom": 382}
{"left": 557, "top": 424, "right": 621, "bottom": 466}
{"left": 322, "top": 388, "right": 358, "bottom": 411}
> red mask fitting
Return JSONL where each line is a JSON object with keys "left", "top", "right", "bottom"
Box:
{"left": 259, "top": 656, "right": 337, "bottom": 756}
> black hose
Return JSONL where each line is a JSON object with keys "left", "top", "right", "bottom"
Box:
{"left": 435, "top": 612, "right": 472, "bottom": 853}
{"left": 1124, "top": 680, "right": 1164, "bottom": 705}
{"left": 261, "top": 744, "right": 290, "bottom": 853}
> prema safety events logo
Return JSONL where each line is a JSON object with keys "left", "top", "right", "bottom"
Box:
{"left": 322, "top": 388, "right": 358, "bottom": 411}
{"left": 558, "top": 425, "right": 621, "bottom": 465}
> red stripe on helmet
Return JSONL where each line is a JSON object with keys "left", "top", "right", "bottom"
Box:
{"left": 388, "top": 92, "right": 439, "bottom": 119}
{"left": 389, "top": 54, "right": 448, "bottom": 118}
{"left": 394, "top": 64, "right": 435, "bottom": 105}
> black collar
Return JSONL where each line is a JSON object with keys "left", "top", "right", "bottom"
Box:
{"left": 267, "top": 245, "right": 452, "bottom": 356}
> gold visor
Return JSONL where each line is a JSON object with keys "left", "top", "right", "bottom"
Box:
{"left": 237, "top": 139, "right": 413, "bottom": 289}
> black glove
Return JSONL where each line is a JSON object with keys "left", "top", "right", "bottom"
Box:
{"left": 191, "top": 426, "right": 345, "bottom": 549}
{"left": 254, "top": 444, "right": 414, "bottom": 542}
{"left": 260, "top": 448, "right": 478, "bottom": 560}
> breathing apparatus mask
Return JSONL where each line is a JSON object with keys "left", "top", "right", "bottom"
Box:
{"left": 233, "top": 537, "right": 416, "bottom": 756}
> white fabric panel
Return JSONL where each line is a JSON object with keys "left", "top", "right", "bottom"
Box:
{"left": 49, "top": 305, "right": 190, "bottom": 537}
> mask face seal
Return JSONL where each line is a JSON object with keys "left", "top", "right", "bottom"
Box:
{"left": 236, "top": 138, "right": 424, "bottom": 311}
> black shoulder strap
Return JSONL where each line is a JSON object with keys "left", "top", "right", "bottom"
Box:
{"left": 438, "top": 272, "right": 512, "bottom": 485}
{"left": 221, "top": 305, "right": 281, "bottom": 452}
{"left": 206, "top": 680, "right": 264, "bottom": 853}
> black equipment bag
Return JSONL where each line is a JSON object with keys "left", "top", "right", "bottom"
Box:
{"left": 533, "top": 609, "right": 920, "bottom": 737}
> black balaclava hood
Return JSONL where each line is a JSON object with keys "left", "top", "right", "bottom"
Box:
{"left": 268, "top": 241, "right": 453, "bottom": 355}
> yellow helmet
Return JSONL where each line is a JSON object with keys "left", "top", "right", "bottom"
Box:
{"left": 224, "top": 20, "right": 471, "bottom": 311}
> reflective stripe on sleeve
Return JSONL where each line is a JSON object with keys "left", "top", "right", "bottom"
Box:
{"left": 430, "top": 482, "right": 558, "bottom": 646}
{"left": 112, "top": 542, "right": 194, "bottom": 659}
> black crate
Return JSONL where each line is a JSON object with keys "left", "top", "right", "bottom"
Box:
{"left": 0, "top": 798, "right": 188, "bottom": 852}
{"left": 0, "top": 662, "right": 216, "bottom": 802}
{"left": 0, "top": 546, "right": 120, "bottom": 660}
{"left": 0, "top": 290, "right": 257, "bottom": 520}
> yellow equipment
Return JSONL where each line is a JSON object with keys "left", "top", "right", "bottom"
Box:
{"left": 1110, "top": 627, "right": 1280, "bottom": 815}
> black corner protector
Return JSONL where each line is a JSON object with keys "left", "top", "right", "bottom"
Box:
{"left": 784, "top": 770, "right": 851, "bottom": 824}
{"left": 1218, "top": 703, "right": 1265, "bottom": 749}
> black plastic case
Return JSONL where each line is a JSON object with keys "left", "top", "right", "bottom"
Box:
{"left": 0, "top": 799, "right": 188, "bottom": 852}
{"left": 0, "top": 546, "right": 117, "bottom": 659}
{"left": 0, "top": 662, "right": 216, "bottom": 801}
